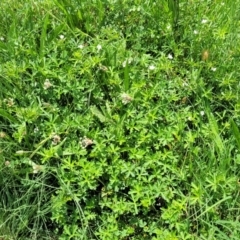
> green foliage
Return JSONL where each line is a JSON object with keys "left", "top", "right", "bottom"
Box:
{"left": 1, "top": 0, "right": 240, "bottom": 239}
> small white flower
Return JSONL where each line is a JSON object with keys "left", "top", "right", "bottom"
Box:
{"left": 32, "top": 163, "right": 44, "bottom": 174}
{"left": 34, "top": 127, "right": 39, "bottom": 133}
{"left": 80, "top": 136, "right": 93, "bottom": 148}
{"left": 120, "top": 93, "right": 133, "bottom": 105}
{"left": 0, "top": 132, "right": 6, "bottom": 138}
{"left": 167, "top": 53, "right": 173, "bottom": 60}
{"left": 193, "top": 30, "right": 198, "bottom": 34}
{"left": 5, "top": 161, "right": 10, "bottom": 166}
{"left": 97, "top": 44, "right": 102, "bottom": 51}
{"left": 149, "top": 65, "right": 155, "bottom": 70}
{"left": 4, "top": 98, "right": 14, "bottom": 107}
{"left": 201, "top": 19, "right": 208, "bottom": 24}
{"left": 211, "top": 67, "right": 217, "bottom": 72}
{"left": 221, "top": 2, "right": 225, "bottom": 5}
{"left": 99, "top": 64, "right": 108, "bottom": 71}
{"left": 182, "top": 82, "right": 188, "bottom": 87}
{"left": 78, "top": 44, "right": 84, "bottom": 49}
{"left": 52, "top": 134, "right": 61, "bottom": 145}
{"left": 0, "top": 37, "right": 4, "bottom": 41}
{"left": 43, "top": 79, "right": 53, "bottom": 90}
{"left": 200, "top": 111, "right": 205, "bottom": 116}
{"left": 166, "top": 24, "right": 171, "bottom": 30}
{"left": 122, "top": 58, "right": 133, "bottom": 67}
{"left": 59, "top": 35, "right": 65, "bottom": 39}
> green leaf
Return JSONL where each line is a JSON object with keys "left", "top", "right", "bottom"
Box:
{"left": 90, "top": 106, "right": 107, "bottom": 123}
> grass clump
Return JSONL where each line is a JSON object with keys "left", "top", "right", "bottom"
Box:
{"left": 1, "top": 0, "right": 240, "bottom": 239}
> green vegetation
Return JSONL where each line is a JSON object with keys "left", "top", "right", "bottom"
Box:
{"left": 1, "top": 0, "right": 240, "bottom": 239}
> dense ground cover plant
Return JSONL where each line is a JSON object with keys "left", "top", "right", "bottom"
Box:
{"left": 1, "top": 0, "right": 240, "bottom": 239}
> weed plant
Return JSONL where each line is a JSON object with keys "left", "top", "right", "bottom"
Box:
{"left": 1, "top": 0, "right": 240, "bottom": 239}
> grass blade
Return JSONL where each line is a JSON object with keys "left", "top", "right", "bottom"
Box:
{"left": 207, "top": 112, "right": 224, "bottom": 155}
{"left": 123, "top": 62, "right": 130, "bottom": 91}
{"left": 0, "top": 109, "right": 17, "bottom": 123}
{"left": 230, "top": 119, "right": 240, "bottom": 150}
{"left": 39, "top": 13, "right": 49, "bottom": 61}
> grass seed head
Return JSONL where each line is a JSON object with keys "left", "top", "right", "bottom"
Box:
{"left": 202, "top": 50, "right": 209, "bottom": 61}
